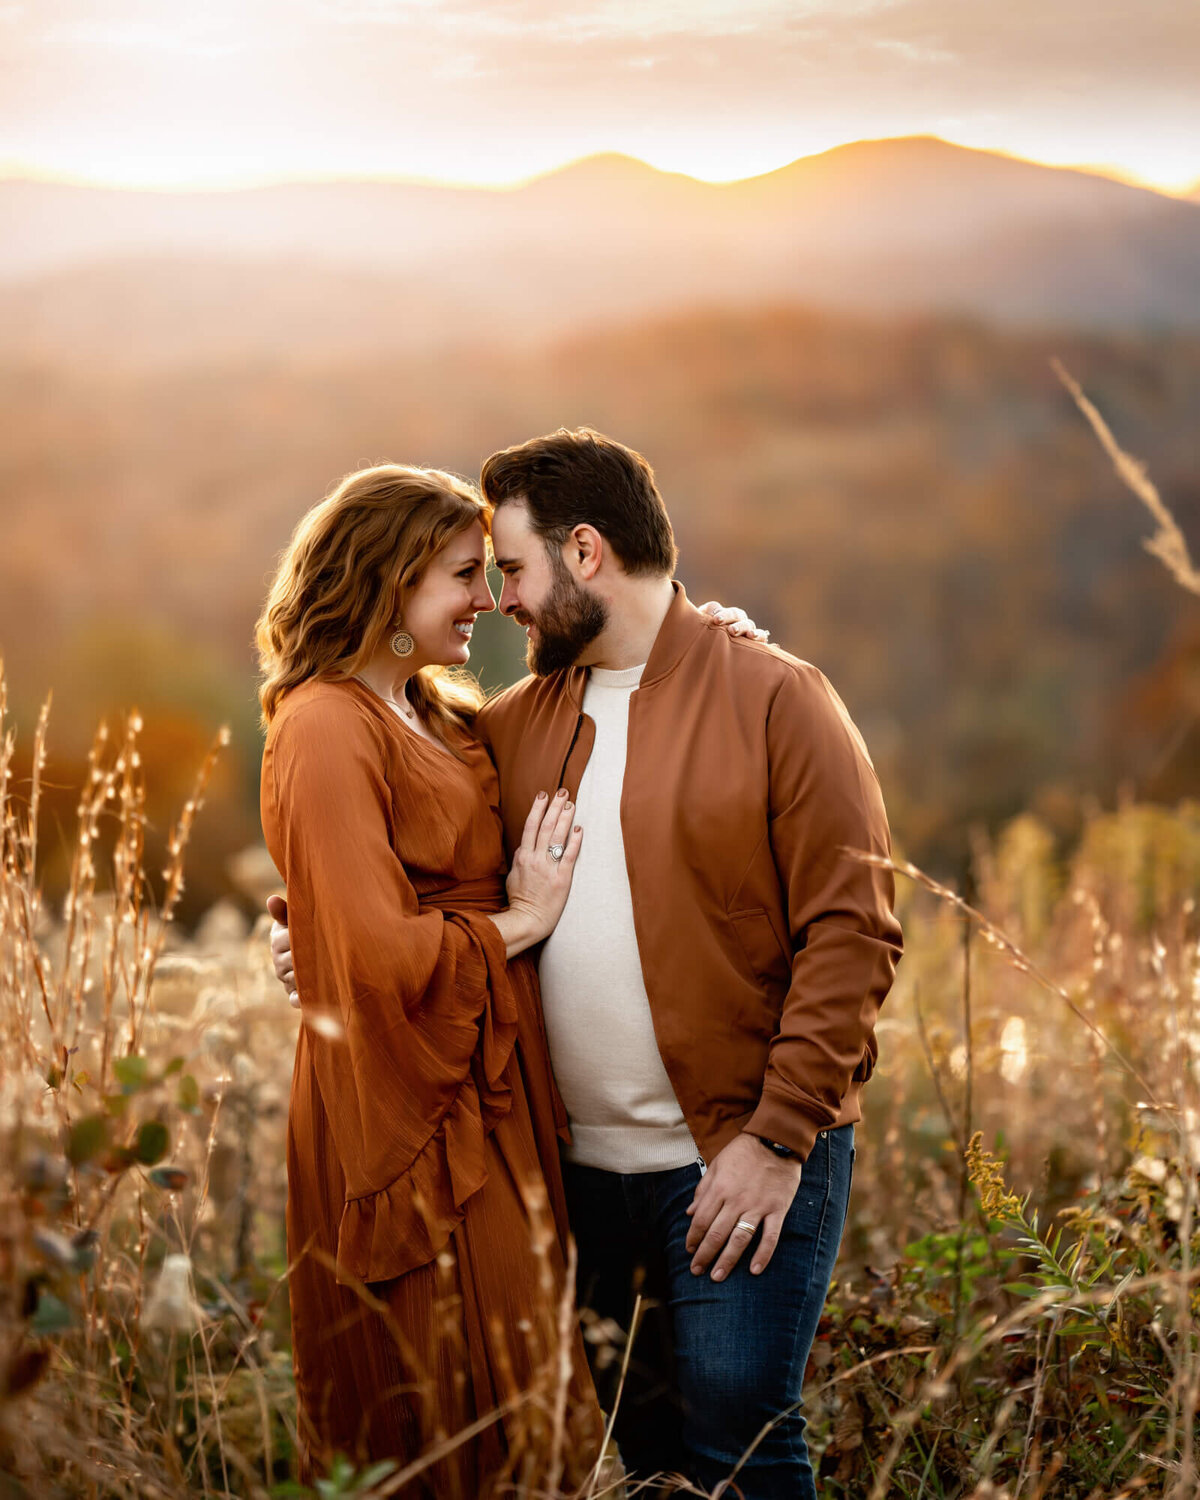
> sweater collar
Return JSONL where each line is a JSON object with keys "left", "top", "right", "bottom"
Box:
{"left": 559, "top": 580, "right": 706, "bottom": 707}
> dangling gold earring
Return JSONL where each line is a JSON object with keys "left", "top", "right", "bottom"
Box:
{"left": 390, "top": 625, "right": 415, "bottom": 658}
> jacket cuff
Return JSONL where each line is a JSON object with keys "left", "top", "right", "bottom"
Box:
{"left": 743, "top": 1089, "right": 831, "bottom": 1165}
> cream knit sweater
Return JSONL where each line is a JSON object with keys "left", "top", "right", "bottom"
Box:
{"left": 538, "top": 664, "right": 699, "bottom": 1173}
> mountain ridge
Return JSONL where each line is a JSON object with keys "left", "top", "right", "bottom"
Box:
{"left": 2, "top": 136, "right": 1186, "bottom": 204}
{"left": 3, "top": 137, "right": 1198, "bottom": 348}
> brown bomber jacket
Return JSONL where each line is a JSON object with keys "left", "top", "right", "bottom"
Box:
{"left": 476, "top": 583, "right": 903, "bottom": 1166}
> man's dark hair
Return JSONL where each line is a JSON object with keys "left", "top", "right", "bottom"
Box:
{"left": 480, "top": 427, "right": 678, "bottom": 577}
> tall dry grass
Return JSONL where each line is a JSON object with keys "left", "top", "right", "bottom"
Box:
{"left": 815, "top": 810, "right": 1200, "bottom": 1498}
{"left": 3, "top": 681, "right": 1198, "bottom": 1499}
{"left": 0, "top": 671, "right": 300, "bottom": 1498}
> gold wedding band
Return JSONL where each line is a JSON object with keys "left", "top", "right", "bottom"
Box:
{"left": 735, "top": 1219, "right": 757, "bottom": 1234}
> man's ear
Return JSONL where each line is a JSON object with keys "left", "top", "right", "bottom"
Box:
{"left": 571, "top": 524, "right": 603, "bottom": 581}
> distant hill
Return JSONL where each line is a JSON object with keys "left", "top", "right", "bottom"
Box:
{"left": 2, "top": 139, "right": 1199, "bottom": 365}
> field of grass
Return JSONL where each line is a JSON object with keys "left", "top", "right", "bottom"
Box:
{"left": 2, "top": 664, "right": 1198, "bottom": 1500}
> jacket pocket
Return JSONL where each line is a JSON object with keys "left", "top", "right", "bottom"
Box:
{"left": 852, "top": 1033, "right": 878, "bottom": 1084}
{"left": 729, "top": 908, "right": 791, "bottom": 989}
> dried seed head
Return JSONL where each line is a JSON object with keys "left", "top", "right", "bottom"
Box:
{"left": 142, "top": 1254, "right": 198, "bottom": 1333}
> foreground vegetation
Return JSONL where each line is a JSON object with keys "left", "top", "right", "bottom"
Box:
{"left": 813, "top": 803, "right": 1200, "bottom": 1497}
{"left": 1, "top": 665, "right": 1197, "bottom": 1500}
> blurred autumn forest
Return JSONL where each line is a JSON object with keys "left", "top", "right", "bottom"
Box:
{"left": 3, "top": 306, "right": 1198, "bottom": 922}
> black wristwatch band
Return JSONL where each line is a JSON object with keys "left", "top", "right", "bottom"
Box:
{"left": 757, "top": 1136, "right": 798, "bottom": 1160}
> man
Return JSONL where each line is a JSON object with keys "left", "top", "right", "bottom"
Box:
{"left": 274, "top": 428, "right": 901, "bottom": 1497}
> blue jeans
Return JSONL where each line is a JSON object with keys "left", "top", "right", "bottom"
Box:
{"left": 564, "top": 1125, "right": 854, "bottom": 1499}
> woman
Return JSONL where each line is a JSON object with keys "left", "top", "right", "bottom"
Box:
{"left": 257, "top": 464, "right": 602, "bottom": 1495}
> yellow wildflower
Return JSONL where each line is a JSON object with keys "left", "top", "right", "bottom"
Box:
{"left": 965, "top": 1132, "right": 1024, "bottom": 1220}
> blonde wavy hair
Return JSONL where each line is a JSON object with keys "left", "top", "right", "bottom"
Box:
{"left": 256, "top": 464, "right": 490, "bottom": 740}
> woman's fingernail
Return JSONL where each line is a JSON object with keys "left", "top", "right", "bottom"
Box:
{"left": 557, "top": 788, "right": 568, "bottom": 798}
{"left": 537, "top": 791, "right": 547, "bottom": 800}
{"left": 565, "top": 802, "right": 573, "bottom": 811}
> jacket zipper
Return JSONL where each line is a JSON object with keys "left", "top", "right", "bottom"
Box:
{"left": 556, "top": 712, "right": 584, "bottom": 791}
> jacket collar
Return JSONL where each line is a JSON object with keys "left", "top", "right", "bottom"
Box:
{"left": 558, "top": 580, "right": 706, "bottom": 707}
{"left": 641, "top": 580, "right": 708, "bottom": 688}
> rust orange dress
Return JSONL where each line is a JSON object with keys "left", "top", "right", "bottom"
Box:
{"left": 260, "top": 679, "right": 602, "bottom": 1495}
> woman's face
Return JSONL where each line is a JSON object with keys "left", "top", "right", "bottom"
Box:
{"left": 401, "top": 520, "right": 496, "bottom": 668}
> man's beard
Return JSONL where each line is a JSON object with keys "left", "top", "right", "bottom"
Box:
{"left": 525, "top": 553, "right": 608, "bottom": 676}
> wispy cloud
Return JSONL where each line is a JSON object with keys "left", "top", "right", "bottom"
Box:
{"left": 874, "top": 37, "right": 954, "bottom": 65}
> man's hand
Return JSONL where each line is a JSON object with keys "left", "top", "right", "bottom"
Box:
{"left": 267, "top": 894, "right": 299, "bottom": 1008}
{"left": 685, "top": 1134, "right": 802, "bottom": 1281}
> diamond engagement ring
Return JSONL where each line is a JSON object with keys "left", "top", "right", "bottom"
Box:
{"left": 548, "top": 844, "right": 565, "bottom": 862}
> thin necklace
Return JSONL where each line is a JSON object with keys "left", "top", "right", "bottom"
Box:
{"left": 353, "top": 674, "right": 415, "bottom": 720}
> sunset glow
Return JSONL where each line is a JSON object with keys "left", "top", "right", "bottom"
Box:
{"left": 2, "top": 0, "right": 1197, "bottom": 196}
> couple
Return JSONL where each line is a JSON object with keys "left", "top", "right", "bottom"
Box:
{"left": 258, "top": 427, "right": 903, "bottom": 1498}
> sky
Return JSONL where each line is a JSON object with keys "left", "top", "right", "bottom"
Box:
{"left": 2, "top": 0, "right": 1198, "bottom": 194}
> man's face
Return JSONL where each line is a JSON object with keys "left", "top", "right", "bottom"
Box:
{"left": 491, "top": 500, "right": 608, "bottom": 675}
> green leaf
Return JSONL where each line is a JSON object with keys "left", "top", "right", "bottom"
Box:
{"left": 66, "top": 1114, "right": 110, "bottom": 1166}
{"left": 134, "top": 1121, "right": 169, "bottom": 1166}
{"left": 354, "top": 1462, "right": 399, "bottom": 1489}
{"left": 1002, "top": 1281, "right": 1042, "bottom": 1298}
{"left": 318, "top": 1454, "right": 356, "bottom": 1495}
{"left": 113, "top": 1056, "right": 151, "bottom": 1093}
{"left": 30, "top": 1290, "right": 74, "bottom": 1335}
{"left": 177, "top": 1074, "right": 200, "bottom": 1113}
{"left": 163, "top": 1056, "right": 185, "bottom": 1077}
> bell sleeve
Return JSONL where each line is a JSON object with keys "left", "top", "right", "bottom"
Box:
{"left": 263, "top": 692, "right": 518, "bottom": 1282}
